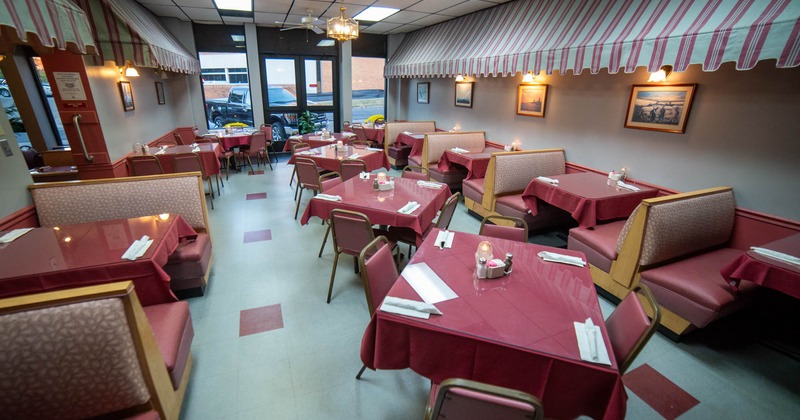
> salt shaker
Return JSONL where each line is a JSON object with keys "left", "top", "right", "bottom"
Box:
{"left": 477, "top": 258, "right": 487, "bottom": 279}
{"left": 503, "top": 253, "right": 513, "bottom": 275}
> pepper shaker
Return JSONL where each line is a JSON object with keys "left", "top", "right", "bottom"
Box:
{"left": 372, "top": 178, "right": 379, "bottom": 191}
{"left": 503, "top": 253, "right": 513, "bottom": 275}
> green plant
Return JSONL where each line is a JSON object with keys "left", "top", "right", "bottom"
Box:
{"left": 3, "top": 105, "right": 25, "bottom": 132}
{"left": 297, "top": 110, "right": 315, "bottom": 134}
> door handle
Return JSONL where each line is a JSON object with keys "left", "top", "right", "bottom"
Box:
{"left": 72, "top": 114, "right": 94, "bottom": 162}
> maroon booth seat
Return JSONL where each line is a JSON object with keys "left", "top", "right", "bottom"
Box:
{"left": 567, "top": 220, "right": 627, "bottom": 273}
{"left": 163, "top": 233, "right": 213, "bottom": 298}
{"left": 142, "top": 299, "right": 195, "bottom": 390}
{"left": 417, "top": 131, "right": 486, "bottom": 191}
{"left": 383, "top": 121, "right": 437, "bottom": 168}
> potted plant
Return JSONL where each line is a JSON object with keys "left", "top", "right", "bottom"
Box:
{"left": 297, "top": 110, "right": 315, "bottom": 134}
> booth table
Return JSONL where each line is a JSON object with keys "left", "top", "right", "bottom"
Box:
{"left": 148, "top": 143, "right": 222, "bottom": 176}
{"left": 217, "top": 132, "right": 254, "bottom": 150}
{"left": 395, "top": 133, "right": 425, "bottom": 158}
{"left": 301, "top": 176, "right": 450, "bottom": 246}
{"left": 360, "top": 229, "right": 626, "bottom": 420}
{"left": 0, "top": 215, "right": 196, "bottom": 306}
{"left": 437, "top": 147, "right": 502, "bottom": 180}
{"left": 721, "top": 233, "right": 800, "bottom": 299}
{"left": 282, "top": 133, "right": 357, "bottom": 152}
{"left": 522, "top": 172, "right": 659, "bottom": 228}
{"left": 288, "top": 145, "right": 390, "bottom": 173}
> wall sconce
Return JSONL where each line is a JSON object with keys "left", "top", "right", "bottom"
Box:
{"left": 521, "top": 71, "right": 535, "bottom": 83}
{"left": 647, "top": 65, "right": 672, "bottom": 82}
{"left": 119, "top": 61, "right": 140, "bottom": 77}
{"left": 455, "top": 74, "right": 464, "bottom": 82}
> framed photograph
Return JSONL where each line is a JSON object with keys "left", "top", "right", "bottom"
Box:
{"left": 454, "top": 82, "right": 473, "bottom": 108}
{"left": 624, "top": 84, "right": 697, "bottom": 133}
{"left": 155, "top": 82, "right": 165, "bottom": 105}
{"left": 417, "top": 82, "right": 430, "bottom": 104}
{"left": 118, "top": 81, "right": 134, "bottom": 111}
{"left": 516, "top": 84, "right": 549, "bottom": 117}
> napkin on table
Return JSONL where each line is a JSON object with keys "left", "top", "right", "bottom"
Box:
{"left": 450, "top": 147, "right": 469, "bottom": 154}
{"left": 359, "top": 172, "right": 371, "bottom": 180}
{"left": 0, "top": 228, "right": 33, "bottom": 244}
{"left": 380, "top": 296, "right": 443, "bottom": 319}
{"left": 536, "top": 176, "right": 559, "bottom": 185}
{"left": 313, "top": 194, "right": 342, "bottom": 202}
{"left": 616, "top": 181, "right": 641, "bottom": 191}
{"left": 366, "top": 147, "right": 384, "bottom": 152}
{"left": 434, "top": 230, "right": 454, "bottom": 249}
{"left": 403, "top": 131, "right": 412, "bottom": 135}
{"left": 289, "top": 135, "right": 302, "bottom": 140}
{"left": 417, "top": 180, "right": 444, "bottom": 189}
{"left": 398, "top": 201, "right": 421, "bottom": 214}
{"left": 154, "top": 149, "right": 166, "bottom": 155}
{"left": 342, "top": 132, "right": 356, "bottom": 137}
{"left": 191, "top": 146, "right": 201, "bottom": 153}
{"left": 751, "top": 247, "right": 800, "bottom": 266}
{"left": 347, "top": 153, "right": 361, "bottom": 159}
{"left": 574, "top": 318, "right": 612, "bottom": 365}
{"left": 122, "top": 235, "right": 153, "bottom": 261}
{"left": 537, "top": 251, "right": 586, "bottom": 267}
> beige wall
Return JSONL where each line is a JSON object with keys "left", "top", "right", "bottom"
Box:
{"left": 0, "top": 104, "right": 34, "bottom": 219}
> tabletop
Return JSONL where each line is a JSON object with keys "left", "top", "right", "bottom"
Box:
{"left": 148, "top": 143, "right": 222, "bottom": 176}
{"left": 437, "top": 147, "right": 502, "bottom": 180}
{"left": 0, "top": 215, "right": 196, "bottom": 306}
{"left": 721, "top": 233, "right": 800, "bottom": 299}
{"left": 395, "top": 133, "right": 426, "bottom": 157}
{"left": 215, "top": 131, "right": 258, "bottom": 150}
{"left": 282, "top": 133, "right": 357, "bottom": 151}
{"left": 288, "top": 145, "right": 390, "bottom": 173}
{"left": 522, "top": 172, "right": 659, "bottom": 228}
{"left": 360, "top": 229, "right": 625, "bottom": 419}
{"left": 300, "top": 176, "right": 450, "bottom": 246}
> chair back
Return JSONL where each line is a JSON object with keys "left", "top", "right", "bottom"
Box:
{"left": 359, "top": 236, "right": 398, "bottom": 315}
{"left": 429, "top": 378, "right": 543, "bottom": 420}
{"left": 295, "top": 157, "right": 323, "bottom": 190}
{"left": 436, "top": 192, "right": 461, "bottom": 230}
{"left": 605, "top": 285, "right": 661, "bottom": 373}
{"left": 250, "top": 131, "right": 267, "bottom": 152}
{"left": 195, "top": 138, "right": 214, "bottom": 144}
{"left": 129, "top": 156, "right": 164, "bottom": 176}
{"left": 173, "top": 132, "right": 186, "bottom": 145}
{"left": 340, "top": 159, "right": 367, "bottom": 181}
{"left": 291, "top": 141, "right": 310, "bottom": 153}
{"left": 330, "top": 209, "right": 376, "bottom": 256}
{"left": 402, "top": 165, "right": 430, "bottom": 181}
{"left": 351, "top": 140, "right": 371, "bottom": 148}
{"left": 172, "top": 153, "right": 206, "bottom": 177}
{"left": 352, "top": 124, "right": 368, "bottom": 142}
{"left": 480, "top": 215, "right": 529, "bottom": 242}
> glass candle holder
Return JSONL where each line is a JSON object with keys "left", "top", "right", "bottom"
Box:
{"left": 377, "top": 172, "right": 387, "bottom": 183}
{"left": 475, "top": 240, "right": 493, "bottom": 263}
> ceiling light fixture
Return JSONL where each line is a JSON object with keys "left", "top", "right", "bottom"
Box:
{"left": 648, "top": 65, "right": 673, "bottom": 82}
{"left": 317, "top": 39, "right": 335, "bottom": 47}
{"left": 327, "top": 2, "right": 359, "bottom": 42}
{"left": 213, "top": 0, "right": 251, "bottom": 12}
{"left": 455, "top": 74, "right": 464, "bottom": 82}
{"left": 522, "top": 71, "right": 535, "bottom": 83}
{"left": 119, "top": 61, "right": 139, "bottom": 77}
{"left": 353, "top": 6, "right": 399, "bottom": 22}
{"left": 230, "top": 34, "right": 245, "bottom": 42}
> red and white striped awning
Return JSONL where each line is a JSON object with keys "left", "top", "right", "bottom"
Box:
{"left": 0, "top": 0, "right": 97, "bottom": 55}
{"left": 386, "top": 0, "right": 800, "bottom": 78}
{"left": 78, "top": 0, "right": 200, "bottom": 74}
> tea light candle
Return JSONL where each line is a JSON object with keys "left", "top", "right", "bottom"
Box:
{"left": 512, "top": 141, "right": 521, "bottom": 151}
{"left": 475, "top": 240, "right": 494, "bottom": 263}
{"left": 377, "top": 172, "right": 387, "bottom": 182}
{"left": 337, "top": 140, "right": 344, "bottom": 147}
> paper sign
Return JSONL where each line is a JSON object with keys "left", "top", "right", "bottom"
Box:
{"left": 401, "top": 263, "right": 458, "bottom": 304}
{"left": 53, "top": 72, "right": 87, "bottom": 101}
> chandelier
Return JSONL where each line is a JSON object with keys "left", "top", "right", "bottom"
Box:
{"left": 327, "top": 5, "right": 359, "bottom": 42}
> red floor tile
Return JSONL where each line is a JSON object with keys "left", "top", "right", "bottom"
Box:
{"left": 248, "top": 170, "right": 265, "bottom": 175}
{"left": 243, "top": 229, "right": 272, "bottom": 243}
{"left": 240, "top": 304, "right": 284, "bottom": 337}
{"left": 623, "top": 363, "right": 699, "bottom": 419}
{"left": 246, "top": 192, "right": 267, "bottom": 200}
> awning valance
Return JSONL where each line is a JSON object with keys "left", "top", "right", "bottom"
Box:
{"left": 79, "top": 0, "right": 200, "bottom": 74}
{"left": 386, "top": 0, "right": 800, "bottom": 78}
{"left": 0, "top": 0, "right": 97, "bottom": 55}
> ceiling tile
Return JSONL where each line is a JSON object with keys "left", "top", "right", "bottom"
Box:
{"left": 174, "top": 0, "right": 215, "bottom": 7}
{"left": 181, "top": 7, "right": 221, "bottom": 21}
{"left": 410, "top": 14, "right": 454, "bottom": 27}
{"left": 254, "top": 12, "right": 289, "bottom": 25}
{"left": 222, "top": 16, "right": 255, "bottom": 24}
{"left": 138, "top": 0, "right": 174, "bottom": 6}
{"left": 387, "top": 23, "right": 424, "bottom": 34}
{"left": 360, "top": 21, "right": 401, "bottom": 34}
{"left": 142, "top": 4, "right": 189, "bottom": 20}
{"left": 253, "top": 0, "right": 293, "bottom": 13}
{"left": 382, "top": 10, "right": 428, "bottom": 24}
{"left": 289, "top": 0, "right": 335, "bottom": 16}
{"left": 439, "top": 0, "right": 496, "bottom": 17}
{"left": 371, "top": 0, "right": 419, "bottom": 9}
{"left": 407, "top": 0, "right": 463, "bottom": 14}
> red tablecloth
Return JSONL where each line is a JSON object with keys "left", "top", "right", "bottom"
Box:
{"left": 288, "top": 145, "right": 390, "bottom": 173}
{"left": 522, "top": 172, "right": 659, "bottom": 228}
{"left": 300, "top": 176, "right": 450, "bottom": 246}
{"left": 282, "top": 133, "right": 357, "bottom": 152}
{"left": 396, "top": 133, "right": 425, "bottom": 157}
{"left": 0, "top": 215, "right": 196, "bottom": 306}
{"left": 146, "top": 143, "right": 222, "bottom": 176}
{"left": 360, "top": 230, "right": 626, "bottom": 420}
{"left": 364, "top": 127, "right": 385, "bottom": 145}
{"left": 437, "top": 147, "right": 502, "bottom": 179}
{"left": 218, "top": 133, "right": 252, "bottom": 150}
{"left": 721, "top": 234, "right": 800, "bottom": 299}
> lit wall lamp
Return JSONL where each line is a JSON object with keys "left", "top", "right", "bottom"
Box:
{"left": 521, "top": 71, "right": 535, "bottom": 84}
{"left": 647, "top": 65, "right": 672, "bottom": 82}
{"left": 455, "top": 74, "right": 465, "bottom": 82}
{"left": 119, "top": 61, "right": 140, "bottom": 77}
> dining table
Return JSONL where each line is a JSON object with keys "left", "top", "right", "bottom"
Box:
{"left": 721, "top": 233, "right": 800, "bottom": 299}
{"left": 148, "top": 143, "right": 222, "bottom": 176}
{"left": 282, "top": 132, "right": 358, "bottom": 151}
{"left": 300, "top": 176, "right": 451, "bottom": 246}
{"left": 437, "top": 147, "right": 503, "bottom": 180}
{"left": 0, "top": 214, "right": 197, "bottom": 306}
{"left": 521, "top": 172, "right": 659, "bottom": 229}
{"left": 288, "top": 145, "right": 390, "bottom": 173}
{"left": 360, "top": 229, "right": 626, "bottom": 419}
{"left": 395, "top": 132, "right": 426, "bottom": 158}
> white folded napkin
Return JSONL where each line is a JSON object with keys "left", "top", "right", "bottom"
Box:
{"left": 751, "top": 247, "right": 800, "bottom": 266}
{"left": 191, "top": 146, "right": 201, "bottom": 153}
{"left": 382, "top": 296, "right": 442, "bottom": 315}
{"left": 451, "top": 147, "right": 469, "bottom": 154}
{"left": 154, "top": 149, "right": 166, "bottom": 155}
{"left": 342, "top": 132, "right": 356, "bottom": 137}
{"left": 347, "top": 153, "right": 361, "bottom": 159}
{"left": 417, "top": 180, "right": 444, "bottom": 189}
{"left": 314, "top": 194, "right": 342, "bottom": 202}
{"left": 403, "top": 131, "right": 411, "bottom": 135}
{"left": 366, "top": 147, "right": 383, "bottom": 151}
{"left": 434, "top": 230, "right": 454, "bottom": 249}
{"left": 616, "top": 181, "right": 641, "bottom": 191}
{"left": 359, "top": 172, "right": 371, "bottom": 180}
{"left": 297, "top": 150, "right": 318, "bottom": 156}
{"left": 289, "top": 135, "right": 302, "bottom": 140}
{"left": 122, "top": 235, "right": 153, "bottom": 261}
{"left": 574, "top": 318, "right": 611, "bottom": 365}
{"left": 0, "top": 228, "right": 34, "bottom": 244}
{"left": 537, "top": 251, "right": 586, "bottom": 267}
{"left": 401, "top": 263, "right": 458, "bottom": 304}
{"left": 398, "top": 201, "right": 421, "bottom": 214}
{"left": 536, "top": 176, "right": 559, "bottom": 185}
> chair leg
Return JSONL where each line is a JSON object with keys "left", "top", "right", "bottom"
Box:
{"left": 318, "top": 223, "right": 330, "bottom": 257}
{"left": 289, "top": 166, "right": 296, "bottom": 187}
{"left": 356, "top": 364, "right": 368, "bottom": 380}
{"left": 327, "top": 252, "right": 339, "bottom": 303}
{"left": 294, "top": 182, "right": 301, "bottom": 201}
{"left": 294, "top": 188, "right": 304, "bottom": 219}
{"left": 206, "top": 178, "right": 214, "bottom": 209}
{"left": 265, "top": 151, "right": 273, "bottom": 171}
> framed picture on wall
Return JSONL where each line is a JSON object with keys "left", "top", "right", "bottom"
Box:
{"left": 454, "top": 82, "right": 473, "bottom": 108}
{"left": 118, "top": 81, "right": 134, "bottom": 111}
{"left": 624, "top": 84, "right": 697, "bottom": 134}
{"left": 155, "top": 82, "right": 166, "bottom": 105}
{"left": 417, "top": 82, "right": 430, "bottom": 104}
{"left": 516, "top": 84, "right": 549, "bottom": 117}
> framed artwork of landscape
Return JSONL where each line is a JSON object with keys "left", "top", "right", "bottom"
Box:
{"left": 516, "top": 84, "right": 549, "bottom": 117}
{"left": 417, "top": 82, "right": 429, "bottom": 104}
{"left": 624, "top": 84, "right": 697, "bottom": 133}
{"left": 454, "top": 82, "right": 473, "bottom": 108}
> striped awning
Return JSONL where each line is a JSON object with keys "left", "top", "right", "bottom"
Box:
{"left": 386, "top": 0, "right": 800, "bottom": 78}
{"left": 0, "top": 0, "right": 97, "bottom": 55}
{"left": 79, "top": 0, "right": 200, "bottom": 74}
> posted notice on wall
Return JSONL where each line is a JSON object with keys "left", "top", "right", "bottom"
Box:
{"left": 53, "top": 72, "right": 87, "bottom": 101}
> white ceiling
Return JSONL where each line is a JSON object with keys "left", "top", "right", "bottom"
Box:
{"left": 135, "top": 0, "right": 512, "bottom": 35}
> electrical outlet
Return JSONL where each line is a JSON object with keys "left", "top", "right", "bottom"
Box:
{"left": 0, "top": 139, "right": 12, "bottom": 157}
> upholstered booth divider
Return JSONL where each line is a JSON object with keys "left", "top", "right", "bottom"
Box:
{"left": 568, "top": 187, "right": 762, "bottom": 338}
{"left": 409, "top": 131, "right": 486, "bottom": 190}
{"left": 383, "top": 121, "right": 437, "bottom": 168}
{"left": 0, "top": 281, "right": 192, "bottom": 420}
{"left": 466, "top": 149, "right": 571, "bottom": 231}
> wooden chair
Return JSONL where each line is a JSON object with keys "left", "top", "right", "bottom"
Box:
{"left": 197, "top": 138, "right": 233, "bottom": 184}
{"left": 289, "top": 141, "right": 310, "bottom": 189}
{"left": 294, "top": 157, "right": 341, "bottom": 219}
{"left": 172, "top": 153, "right": 214, "bottom": 210}
{"left": 128, "top": 155, "right": 164, "bottom": 176}
{"left": 390, "top": 192, "right": 460, "bottom": 255}
{"left": 605, "top": 285, "right": 661, "bottom": 373}
{"left": 172, "top": 132, "right": 186, "bottom": 145}
{"left": 340, "top": 159, "right": 367, "bottom": 181}
{"left": 479, "top": 215, "right": 529, "bottom": 243}
{"left": 425, "top": 378, "right": 543, "bottom": 420}
{"left": 402, "top": 165, "right": 430, "bottom": 181}
{"left": 241, "top": 131, "right": 272, "bottom": 172}
{"left": 152, "top": 138, "right": 177, "bottom": 148}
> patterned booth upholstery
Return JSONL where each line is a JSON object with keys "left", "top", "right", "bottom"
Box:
{"left": 467, "top": 149, "right": 571, "bottom": 231}
{"left": 568, "top": 187, "right": 761, "bottom": 338}
{"left": 384, "top": 121, "right": 437, "bottom": 168}
{"left": 409, "top": 131, "right": 486, "bottom": 190}
{"left": 29, "top": 174, "right": 213, "bottom": 296}
{"left": 0, "top": 281, "right": 192, "bottom": 420}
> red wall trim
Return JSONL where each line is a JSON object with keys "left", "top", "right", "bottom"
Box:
{"left": 0, "top": 206, "right": 39, "bottom": 230}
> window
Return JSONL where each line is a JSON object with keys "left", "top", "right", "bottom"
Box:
{"left": 351, "top": 57, "right": 386, "bottom": 124}
{"left": 198, "top": 52, "right": 250, "bottom": 129}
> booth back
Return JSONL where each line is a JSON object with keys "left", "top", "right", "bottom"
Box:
{"left": 384, "top": 121, "right": 437, "bottom": 148}
{"left": 492, "top": 150, "right": 566, "bottom": 195}
{"left": 424, "top": 131, "right": 487, "bottom": 166}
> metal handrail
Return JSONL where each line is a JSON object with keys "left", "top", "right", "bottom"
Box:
{"left": 72, "top": 114, "right": 94, "bottom": 162}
